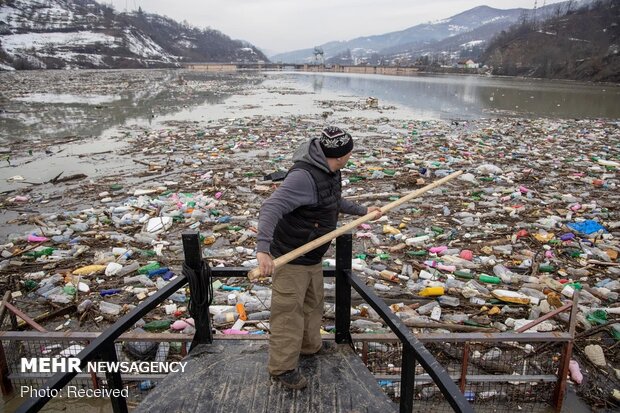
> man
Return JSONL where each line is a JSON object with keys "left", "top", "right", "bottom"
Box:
{"left": 256, "top": 126, "right": 382, "bottom": 389}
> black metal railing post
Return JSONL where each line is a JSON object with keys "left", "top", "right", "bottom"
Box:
{"left": 182, "top": 231, "right": 213, "bottom": 348}
{"left": 335, "top": 233, "right": 352, "bottom": 344}
{"left": 553, "top": 290, "right": 579, "bottom": 412}
{"left": 401, "top": 346, "right": 416, "bottom": 413}
{"left": 100, "top": 343, "right": 128, "bottom": 413}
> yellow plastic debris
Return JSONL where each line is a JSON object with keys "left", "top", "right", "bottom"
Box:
{"left": 72, "top": 265, "right": 107, "bottom": 276}
{"left": 383, "top": 225, "right": 401, "bottom": 235}
{"left": 534, "top": 232, "right": 555, "bottom": 242}
{"left": 488, "top": 306, "right": 501, "bottom": 315}
{"left": 419, "top": 286, "right": 444, "bottom": 297}
{"left": 491, "top": 289, "right": 531, "bottom": 305}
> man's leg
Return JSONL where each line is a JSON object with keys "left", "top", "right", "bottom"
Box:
{"left": 300, "top": 263, "right": 324, "bottom": 355}
{"left": 268, "top": 263, "right": 311, "bottom": 376}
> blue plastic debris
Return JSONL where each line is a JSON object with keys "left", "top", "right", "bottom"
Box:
{"left": 147, "top": 267, "right": 170, "bottom": 278}
{"left": 567, "top": 220, "right": 607, "bottom": 235}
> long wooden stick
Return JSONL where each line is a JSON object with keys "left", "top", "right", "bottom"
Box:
{"left": 248, "top": 170, "right": 462, "bottom": 280}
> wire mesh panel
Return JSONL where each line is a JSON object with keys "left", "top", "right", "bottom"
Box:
{"left": 352, "top": 337, "right": 561, "bottom": 413}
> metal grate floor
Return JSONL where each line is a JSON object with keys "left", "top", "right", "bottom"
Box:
{"left": 135, "top": 340, "right": 398, "bottom": 413}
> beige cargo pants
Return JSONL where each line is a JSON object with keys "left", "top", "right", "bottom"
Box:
{"left": 268, "top": 262, "right": 324, "bottom": 376}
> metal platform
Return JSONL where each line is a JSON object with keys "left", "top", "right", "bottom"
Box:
{"left": 135, "top": 340, "right": 398, "bottom": 413}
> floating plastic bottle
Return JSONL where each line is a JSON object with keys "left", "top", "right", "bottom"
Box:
{"left": 138, "top": 262, "right": 160, "bottom": 275}
{"left": 214, "top": 311, "right": 239, "bottom": 324}
{"left": 424, "top": 260, "right": 456, "bottom": 272}
{"left": 146, "top": 267, "right": 169, "bottom": 278}
{"left": 380, "top": 270, "right": 400, "bottom": 283}
{"left": 419, "top": 286, "right": 444, "bottom": 297}
{"left": 99, "top": 301, "right": 122, "bottom": 315}
{"left": 479, "top": 274, "right": 501, "bottom": 284}
{"left": 374, "top": 283, "right": 390, "bottom": 291}
{"left": 143, "top": 320, "right": 172, "bottom": 331}
{"left": 100, "top": 289, "right": 122, "bottom": 297}
{"left": 247, "top": 310, "right": 271, "bottom": 320}
{"left": 117, "top": 261, "right": 140, "bottom": 277}
{"left": 437, "top": 296, "right": 460, "bottom": 307}
{"left": 77, "top": 299, "right": 93, "bottom": 313}
{"left": 351, "top": 319, "right": 383, "bottom": 331}
{"left": 405, "top": 235, "right": 430, "bottom": 246}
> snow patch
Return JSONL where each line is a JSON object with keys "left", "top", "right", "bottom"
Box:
{"left": 461, "top": 40, "right": 485, "bottom": 48}
{"left": 480, "top": 16, "right": 507, "bottom": 25}
{"left": 175, "top": 39, "right": 196, "bottom": 49}
{"left": 448, "top": 25, "right": 468, "bottom": 33}
{"left": 1, "top": 31, "right": 117, "bottom": 54}
{"left": 124, "top": 30, "right": 172, "bottom": 60}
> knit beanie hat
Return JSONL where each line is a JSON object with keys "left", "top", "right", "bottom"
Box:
{"left": 319, "top": 126, "right": 354, "bottom": 158}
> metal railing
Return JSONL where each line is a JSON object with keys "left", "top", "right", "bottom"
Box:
{"left": 7, "top": 230, "right": 579, "bottom": 412}
{"left": 333, "top": 235, "right": 473, "bottom": 412}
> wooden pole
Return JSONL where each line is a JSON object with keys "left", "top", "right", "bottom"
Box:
{"left": 248, "top": 170, "right": 463, "bottom": 281}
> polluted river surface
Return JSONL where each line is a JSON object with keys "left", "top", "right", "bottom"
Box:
{"left": 0, "top": 69, "right": 619, "bottom": 412}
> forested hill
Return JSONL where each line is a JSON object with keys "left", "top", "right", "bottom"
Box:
{"left": 482, "top": 0, "right": 619, "bottom": 82}
{"left": 0, "top": 0, "right": 268, "bottom": 70}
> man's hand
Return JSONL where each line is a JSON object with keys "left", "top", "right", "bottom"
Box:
{"left": 367, "top": 206, "right": 383, "bottom": 219}
{"left": 256, "top": 251, "right": 275, "bottom": 277}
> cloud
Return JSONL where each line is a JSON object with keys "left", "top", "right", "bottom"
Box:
{"left": 106, "top": 0, "right": 565, "bottom": 52}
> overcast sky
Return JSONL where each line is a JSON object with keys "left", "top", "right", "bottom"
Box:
{"left": 104, "top": 0, "right": 566, "bottom": 54}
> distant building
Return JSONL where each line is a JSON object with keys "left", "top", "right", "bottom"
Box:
{"left": 457, "top": 59, "right": 479, "bottom": 69}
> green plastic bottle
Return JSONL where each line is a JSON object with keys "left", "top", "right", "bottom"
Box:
{"left": 137, "top": 249, "right": 157, "bottom": 258}
{"left": 479, "top": 274, "right": 501, "bottom": 284}
{"left": 25, "top": 247, "right": 55, "bottom": 258}
{"left": 143, "top": 320, "right": 172, "bottom": 331}
{"left": 138, "top": 262, "right": 160, "bottom": 275}
{"left": 454, "top": 270, "right": 474, "bottom": 279}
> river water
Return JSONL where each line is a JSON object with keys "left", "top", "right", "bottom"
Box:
{"left": 1, "top": 70, "right": 619, "bottom": 145}
{"left": 283, "top": 72, "right": 620, "bottom": 119}
{"left": 1, "top": 68, "right": 618, "bottom": 194}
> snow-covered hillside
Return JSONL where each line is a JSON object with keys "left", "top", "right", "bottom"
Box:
{"left": 0, "top": 0, "right": 267, "bottom": 70}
